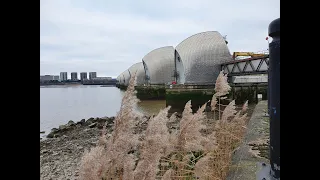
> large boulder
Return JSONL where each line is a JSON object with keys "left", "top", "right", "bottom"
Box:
{"left": 46, "top": 132, "right": 54, "bottom": 138}
{"left": 92, "top": 118, "right": 100, "bottom": 123}
{"left": 47, "top": 127, "right": 61, "bottom": 138}
{"left": 59, "top": 125, "right": 67, "bottom": 130}
{"left": 97, "top": 118, "right": 107, "bottom": 124}
{"left": 67, "top": 120, "right": 75, "bottom": 126}
{"left": 76, "top": 119, "right": 86, "bottom": 126}
{"left": 97, "top": 123, "right": 104, "bottom": 129}
{"left": 89, "top": 123, "right": 97, "bottom": 128}
{"left": 85, "top": 118, "right": 95, "bottom": 125}
{"left": 51, "top": 128, "right": 59, "bottom": 133}
{"left": 106, "top": 117, "right": 115, "bottom": 124}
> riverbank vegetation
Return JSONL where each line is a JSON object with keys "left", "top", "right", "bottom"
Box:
{"left": 79, "top": 71, "right": 249, "bottom": 180}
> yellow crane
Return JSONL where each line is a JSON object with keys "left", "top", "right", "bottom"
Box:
{"left": 232, "top": 52, "right": 267, "bottom": 59}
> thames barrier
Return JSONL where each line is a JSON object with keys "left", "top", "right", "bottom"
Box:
{"left": 116, "top": 31, "right": 269, "bottom": 112}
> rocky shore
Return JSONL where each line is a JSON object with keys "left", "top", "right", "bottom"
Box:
{"left": 40, "top": 117, "right": 116, "bottom": 180}
{"left": 40, "top": 104, "right": 256, "bottom": 180}
{"left": 40, "top": 115, "right": 155, "bottom": 180}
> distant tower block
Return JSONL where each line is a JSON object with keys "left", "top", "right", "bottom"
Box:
{"left": 71, "top": 72, "right": 78, "bottom": 80}
{"left": 80, "top": 72, "right": 87, "bottom": 81}
{"left": 60, "top": 72, "right": 67, "bottom": 81}
{"left": 89, "top": 72, "right": 97, "bottom": 80}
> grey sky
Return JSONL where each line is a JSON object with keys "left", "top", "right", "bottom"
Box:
{"left": 40, "top": 0, "right": 279, "bottom": 78}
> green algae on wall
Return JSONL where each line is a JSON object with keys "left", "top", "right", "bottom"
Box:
{"left": 166, "top": 89, "right": 214, "bottom": 113}
{"left": 230, "top": 85, "right": 268, "bottom": 104}
{"left": 118, "top": 85, "right": 127, "bottom": 90}
{"left": 135, "top": 86, "right": 166, "bottom": 100}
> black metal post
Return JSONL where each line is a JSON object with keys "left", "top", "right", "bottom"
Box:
{"left": 268, "top": 18, "right": 280, "bottom": 179}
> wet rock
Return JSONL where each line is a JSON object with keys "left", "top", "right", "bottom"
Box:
{"left": 51, "top": 128, "right": 60, "bottom": 133}
{"left": 67, "top": 120, "right": 75, "bottom": 126}
{"left": 176, "top": 113, "right": 182, "bottom": 118}
{"left": 47, "top": 132, "right": 54, "bottom": 138}
{"left": 97, "top": 118, "right": 107, "bottom": 124}
{"left": 41, "top": 116, "right": 116, "bottom": 180}
{"left": 106, "top": 117, "right": 115, "bottom": 124}
{"left": 89, "top": 123, "right": 97, "bottom": 128}
{"left": 47, "top": 127, "right": 62, "bottom": 138}
{"left": 59, "top": 125, "right": 68, "bottom": 131}
{"left": 90, "top": 141, "right": 97, "bottom": 146}
{"left": 76, "top": 119, "right": 85, "bottom": 125}
{"left": 85, "top": 117, "right": 95, "bottom": 125}
{"left": 106, "top": 123, "right": 114, "bottom": 128}
{"left": 92, "top": 118, "right": 99, "bottom": 123}
{"left": 75, "top": 124, "right": 81, "bottom": 129}
{"left": 97, "top": 123, "right": 104, "bottom": 129}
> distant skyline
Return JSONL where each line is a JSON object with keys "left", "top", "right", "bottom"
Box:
{"left": 40, "top": 0, "right": 280, "bottom": 78}
{"left": 40, "top": 71, "right": 107, "bottom": 79}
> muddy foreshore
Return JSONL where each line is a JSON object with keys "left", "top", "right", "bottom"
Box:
{"left": 40, "top": 115, "right": 158, "bottom": 180}
{"left": 40, "top": 117, "right": 117, "bottom": 180}
{"left": 40, "top": 104, "right": 256, "bottom": 180}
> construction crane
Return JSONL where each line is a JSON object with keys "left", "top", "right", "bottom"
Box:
{"left": 232, "top": 52, "right": 267, "bottom": 60}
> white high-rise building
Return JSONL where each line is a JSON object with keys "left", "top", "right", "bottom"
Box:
{"left": 60, "top": 72, "right": 68, "bottom": 81}
{"left": 89, "top": 72, "right": 97, "bottom": 80}
{"left": 80, "top": 72, "right": 87, "bottom": 81}
{"left": 71, "top": 72, "right": 78, "bottom": 80}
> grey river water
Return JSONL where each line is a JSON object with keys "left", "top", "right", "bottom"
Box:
{"left": 40, "top": 85, "right": 166, "bottom": 137}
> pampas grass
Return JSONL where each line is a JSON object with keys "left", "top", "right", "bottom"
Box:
{"left": 79, "top": 70, "right": 249, "bottom": 180}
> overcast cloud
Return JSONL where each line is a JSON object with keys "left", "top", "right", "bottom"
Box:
{"left": 40, "top": 0, "right": 280, "bottom": 78}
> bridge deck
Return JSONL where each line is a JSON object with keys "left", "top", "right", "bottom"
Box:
{"left": 221, "top": 55, "right": 269, "bottom": 76}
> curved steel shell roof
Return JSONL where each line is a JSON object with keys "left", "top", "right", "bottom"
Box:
{"left": 116, "top": 76, "right": 120, "bottom": 84}
{"left": 175, "top": 31, "right": 233, "bottom": 84}
{"left": 118, "top": 71, "right": 126, "bottom": 85}
{"left": 128, "top": 62, "right": 145, "bottom": 85}
{"left": 142, "top": 46, "right": 175, "bottom": 84}
{"left": 117, "top": 74, "right": 121, "bottom": 84}
{"left": 119, "top": 76, "right": 123, "bottom": 85}
{"left": 122, "top": 70, "right": 131, "bottom": 86}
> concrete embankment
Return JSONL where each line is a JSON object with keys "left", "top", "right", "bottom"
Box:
{"left": 227, "top": 100, "right": 270, "bottom": 180}
{"left": 116, "top": 84, "right": 267, "bottom": 114}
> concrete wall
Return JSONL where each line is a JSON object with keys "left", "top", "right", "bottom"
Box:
{"left": 166, "top": 84, "right": 268, "bottom": 113}
{"left": 232, "top": 75, "right": 268, "bottom": 84}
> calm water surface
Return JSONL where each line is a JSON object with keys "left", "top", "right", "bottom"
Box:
{"left": 40, "top": 85, "right": 165, "bottom": 136}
